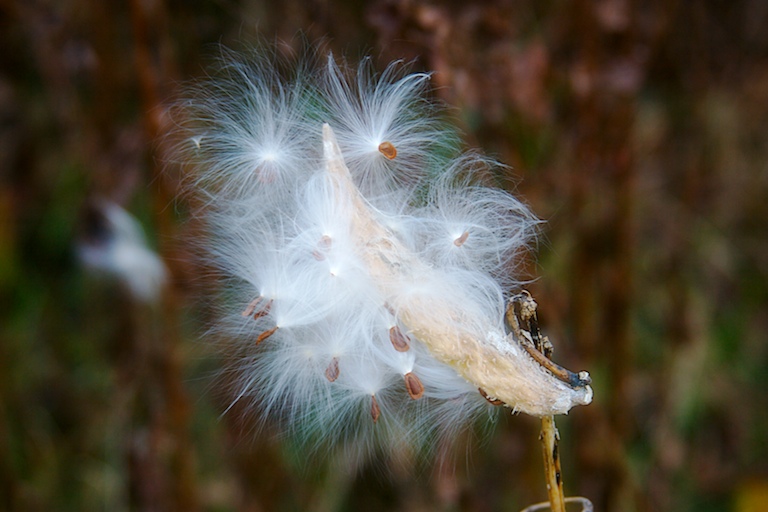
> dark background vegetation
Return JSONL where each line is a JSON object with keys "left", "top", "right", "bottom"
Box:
{"left": 2, "top": 0, "right": 768, "bottom": 511}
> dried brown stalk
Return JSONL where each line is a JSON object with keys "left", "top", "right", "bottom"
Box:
{"left": 510, "top": 292, "right": 594, "bottom": 512}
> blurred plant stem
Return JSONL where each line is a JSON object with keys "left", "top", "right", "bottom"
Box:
{"left": 128, "top": 0, "right": 198, "bottom": 509}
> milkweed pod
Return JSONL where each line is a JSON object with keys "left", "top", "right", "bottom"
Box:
{"left": 321, "top": 123, "right": 593, "bottom": 416}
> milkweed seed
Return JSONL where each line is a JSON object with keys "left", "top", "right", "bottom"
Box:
{"left": 370, "top": 395, "right": 381, "bottom": 423}
{"left": 404, "top": 372, "right": 424, "bottom": 399}
{"left": 389, "top": 326, "right": 410, "bottom": 352}
{"left": 255, "top": 326, "right": 278, "bottom": 345}
{"left": 314, "top": 235, "right": 333, "bottom": 260}
{"left": 454, "top": 231, "right": 469, "bottom": 247}
{"left": 378, "top": 141, "right": 397, "bottom": 160}
{"left": 252, "top": 299, "right": 273, "bottom": 319}
{"left": 242, "top": 296, "right": 262, "bottom": 317}
{"left": 325, "top": 357, "right": 340, "bottom": 382}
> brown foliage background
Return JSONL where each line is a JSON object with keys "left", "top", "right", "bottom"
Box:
{"left": 1, "top": 1, "right": 767, "bottom": 511}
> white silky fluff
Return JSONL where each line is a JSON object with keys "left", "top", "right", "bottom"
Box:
{"left": 174, "top": 48, "right": 541, "bottom": 460}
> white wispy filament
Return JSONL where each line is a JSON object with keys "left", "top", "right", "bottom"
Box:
{"left": 175, "top": 48, "right": 592, "bottom": 458}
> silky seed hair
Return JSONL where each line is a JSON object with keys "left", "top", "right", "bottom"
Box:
{"left": 174, "top": 45, "right": 590, "bottom": 462}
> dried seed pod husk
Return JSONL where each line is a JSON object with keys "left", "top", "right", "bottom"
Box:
{"left": 322, "top": 124, "right": 593, "bottom": 416}
{"left": 479, "top": 388, "right": 504, "bottom": 406}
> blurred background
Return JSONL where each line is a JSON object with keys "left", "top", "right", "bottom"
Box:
{"left": 1, "top": 0, "right": 767, "bottom": 511}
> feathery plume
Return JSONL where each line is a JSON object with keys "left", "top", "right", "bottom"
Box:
{"left": 173, "top": 47, "right": 592, "bottom": 461}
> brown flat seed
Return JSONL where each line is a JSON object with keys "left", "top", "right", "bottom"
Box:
{"left": 255, "top": 326, "right": 278, "bottom": 345}
{"left": 313, "top": 235, "right": 333, "bottom": 260}
{"left": 479, "top": 388, "right": 504, "bottom": 406}
{"left": 389, "top": 326, "right": 410, "bottom": 352}
{"left": 454, "top": 231, "right": 470, "bottom": 247}
{"left": 378, "top": 141, "right": 397, "bottom": 160}
{"left": 370, "top": 395, "right": 381, "bottom": 423}
{"left": 404, "top": 372, "right": 424, "bottom": 400}
{"left": 325, "top": 357, "right": 340, "bottom": 382}
{"left": 242, "top": 296, "right": 262, "bottom": 317}
{"left": 252, "top": 299, "right": 273, "bottom": 319}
